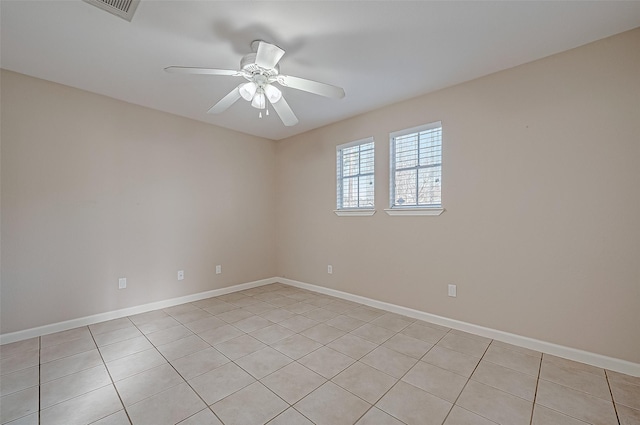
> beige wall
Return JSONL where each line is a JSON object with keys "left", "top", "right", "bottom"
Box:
{"left": 1, "top": 70, "right": 277, "bottom": 333}
{"left": 275, "top": 29, "right": 640, "bottom": 363}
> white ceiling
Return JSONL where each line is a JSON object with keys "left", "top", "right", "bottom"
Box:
{"left": 2, "top": 1, "right": 639, "bottom": 140}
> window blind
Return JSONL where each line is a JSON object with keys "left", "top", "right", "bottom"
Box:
{"left": 336, "top": 139, "right": 375, "bottom": 209}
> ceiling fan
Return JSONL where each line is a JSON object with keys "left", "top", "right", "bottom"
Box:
{"left": 165, "top": 40, "right": 345, "bottom": 127}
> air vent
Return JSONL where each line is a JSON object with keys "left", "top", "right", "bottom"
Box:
{"left": 83, "top": 0, "right": 140, "bottom": 22}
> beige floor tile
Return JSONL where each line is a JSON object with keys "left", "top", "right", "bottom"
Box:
{"left": 284, "top": 302, "right": 318, "bottom": 314}
{"left": 0, "top": 338, "right": 39, "bottom": 359}
{"left": 250, "top": 324, "right": 295, "bottom": 345}
{"left": 401, "top": 322, "right": 448, "bottom": 344}
{"left": 402, "top": 361, "right": 467, "bottom": 403}
{"left": 114, "top": 363, "right": 184, "bottom": 406}
{"left": 540, "top": 361, "right": 611, "bottom": 400}
{"left": 89, "top": 318, "right": 135, "bottom": 336}
{"left": 437, "top": 333, "right": 490, "bottom": 358}
{"left": 91, "top": 410, "right": 132, "bottom": 425}
{"left": 136, "top": 316, "right": 180, "bottom": 334}
{"left": 268, "top": 408, "right": 314, "bottom": 425}
{"left": 198, "top": 324, "right": 243, "bottom": 346}
{"left": 355, "top": 407, "right": 405, "bottom": 425}
{"left": 202, "top": 302, "right": 237, "bottom": 315}
{"left": 333, "top": 361, "right": 398, "bottom": 404}
{"left": 243, "top": 301, "right": 277, "bottom": 315}
{"left": 215, "top": 308, "right": 254, "bottom": 324}
{"left": 40, "top": 336, "right": 96, "bottom": 363}
{"left": 171, "top": 309, "right": 213, "bottom": 325}
{"left": 472, "top": 360, "right": 537, "bottom": 401}
{"left": 212, "top": 381, "right": 287, "bottom": 425}
{"left": 266, "top": 296, "right": 299, "bottom": 307}
{"left": 188, "top": 362, "right": 256, "bottom": 405}
{"left": 300, "top": 323, "right": 346, "bottom": 344}
{"left": 370, "top": 313, "right": 413, "bottom": 332}
{"left": 214, "top": 334, "right": 267, "bottom": 360}
{"left": 261, "top": 362, "right": 326, "bottom": 404}
{"left": 351, "top": 323, "right": 396, "bottom": 344}
{"left": 383, "top": 333, "right": 433, "bottom": 359}
{"left": 347, "top": 307, "right": 386, "bottom": 322}
{"left": 4, "top": 412, "right": 38, "bottom": 425}
{"left": 444, "top": 405, "right": 499, "bottom": 425}
{"left": 377, "top": 380, "right": 452, "bottom": 425}
{"left": 0, "top": 349, "right": 39, "bottom": 376}
{"left": 361, "top": 346, "right": 417, "bottom": 379}
{"left": 298, "top": 346, "right": 355, "bottom": 379}
{"left": 448, "top": 330, "right": 491, "bottom": 344}
{"left": 233, "top": 315, "right": 273, "bottom": 333}
{"left": 543, "top": 354, "right": 605, "bottom": 377}
{"left": 178, "top": 408, "right": 223, "bottom": 425}
{"left": 105, "top": 348, "right": 166, "bottom": 381}
{"left": 235, "top": 346, "right": 293, "bottom": 379}
{"left": 0, "top": 386, "right": 39, "bottom": 424}
{"left": 163, "top": 303, "right": 199, "bottom": 316}
{"left": 278, "top": 315, "right": 319, "bottom": 332}
{"left": 531, "top": 404, "right": 590, "bottom": 425}
{"left": 610, "top": 379, "right": 640, "bottom": 410}
{"left": 184, "top": 316, "right": 227, "bottom": 334}
{"left": 483, "top": 344, "right": 540, "bottom": 377}
{"left": 295, "top": 381, "right": 371, "bottom": 425}
{"left": 170, "top": 347, "right": 230, "bottom": 380}
{"left": 259, "top": 308, "right": 296, "bottom": 323}
{"left": 99, "top": 335, "right": 154, "bottom": 362}
{"left": 489, "top": 340, "right": 541, "bottom": 359}
{"left": 0, "top": 367, "right": 38, "bottom": 397}
{"left": 422, "top": 346, "right": 481, "bottom": 377}
{"left": 303, "top": 308, "right": 340, "bottom": 322}
{"left": 156, "top": 334, "right": 210, "bottom": 361}
{"left": 93, "top": 326, "right": 143, "bottom": 347}
{"left": 271, "top": 334, "right": 323, "bottom": 360}
{"left": 40, "top": 364, "right": 111, "bottom": 409}
{"left": 41, "top": 327, "right": 91, "bottom": 347}
{"left": 617, "top": 404, "right": 640, "bottom": 425}
{"left": 145, "top": 324, "right": 193, "bottom": 346}
{"left": 126, "top": 382, "right": 206, "bottom": 425}
{"left": 40, "top": 385, "right": 122, "bottom": 425}
{"left": 607, "top": 370, "right": 640, "bottom": 387}
{"left": 535, "top": 379, "right": 618, "bottom": 425}
{"left": 129, "top": 310, "right": 170, "bottom": 326}
{"left": 327, "top": 333, "right": 378, "bottom": 360}
{"left": 40, "top": 349, "right": 103, "bottom": 382}
{"left": 457, "top": 380, "right": 532, "bottom": 425}
{"left": 326, "top": 315, "right": 367, "bottom": 332}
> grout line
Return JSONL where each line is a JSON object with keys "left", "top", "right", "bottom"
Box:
{"left": 528, "top": 354, "right": 543, "bottom": 425}
{"left": 604, "top": 370, "right": 622, "bottom": 425}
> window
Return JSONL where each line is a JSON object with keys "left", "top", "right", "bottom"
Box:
{"left": 336, "top": 138, "right": 375, "bottom": 215}
{"left": 388, "top": 122, "right": 443, "bottom": 215}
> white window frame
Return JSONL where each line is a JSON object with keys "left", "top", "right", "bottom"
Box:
{"left": 386, "top": 121, "right": 444, "bottom": 216}
{"left": 335, "top": 137, "right": 376, "bottom": 216}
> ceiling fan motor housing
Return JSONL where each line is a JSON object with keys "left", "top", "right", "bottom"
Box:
{"left": 241, "top": 53, "right": 280, "bottom": 77}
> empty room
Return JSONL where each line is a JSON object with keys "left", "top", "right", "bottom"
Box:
{"left": 1, "top": 1, "right": 639, "bottom": 425}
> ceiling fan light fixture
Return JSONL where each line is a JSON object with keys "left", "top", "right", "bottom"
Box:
{"left": 239, "top": 82, "right": 257, "bottom": 101}
{"left": 264, "top": 84, "right": 282, "bottom": 103}
{"left": 251, "top": 90, "right": 266, "bottom": 109}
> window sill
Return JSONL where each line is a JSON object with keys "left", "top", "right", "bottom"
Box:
{"left": 384, "top": 207, "right": 444, "bottom": 216}
{"left": 334, "top": 209, "right": 376, "bottom": 217}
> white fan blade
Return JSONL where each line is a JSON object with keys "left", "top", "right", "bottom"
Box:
{"left": 277, "top": 75, "right": 345, "bottom": 99}
{"left": 208, "top": 86, "right": 242, "bottom": 114}
{"left": 165, "top": 66, "right": 241, "bottom": 76}
{"left": 255, "top": 41, "right": 285, "bottom": 69}
{"left": 270, "top": 97, "right": 298, "bottom": 127}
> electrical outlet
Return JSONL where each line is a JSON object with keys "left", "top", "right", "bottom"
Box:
{"left": 118, "top": 278, "right": 127, "bottom": 289}
{"left": 216, "top": 265, "right": 222, "bottom": 274}
{"left": 177, "top": 270, "right": 184, "bottom": 281}
{"left": 327, "top": 265, "right": 333, "bottom": 274}
{"left": 448, "top": 284, "right": 457, "bottom": 297}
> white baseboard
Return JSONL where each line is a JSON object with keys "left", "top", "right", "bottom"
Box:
{"left": 2, "top": 275, "right": 638, "bottom": 377}
{"left": 279, "top": 277, "right": 640, "bottom": 377}
{"left": 0, "top": 277, "right": 278, "bottom": 345}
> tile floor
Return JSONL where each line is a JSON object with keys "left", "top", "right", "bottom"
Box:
{"left": 1, "top": 283, "right": 639, "bottom": 425}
